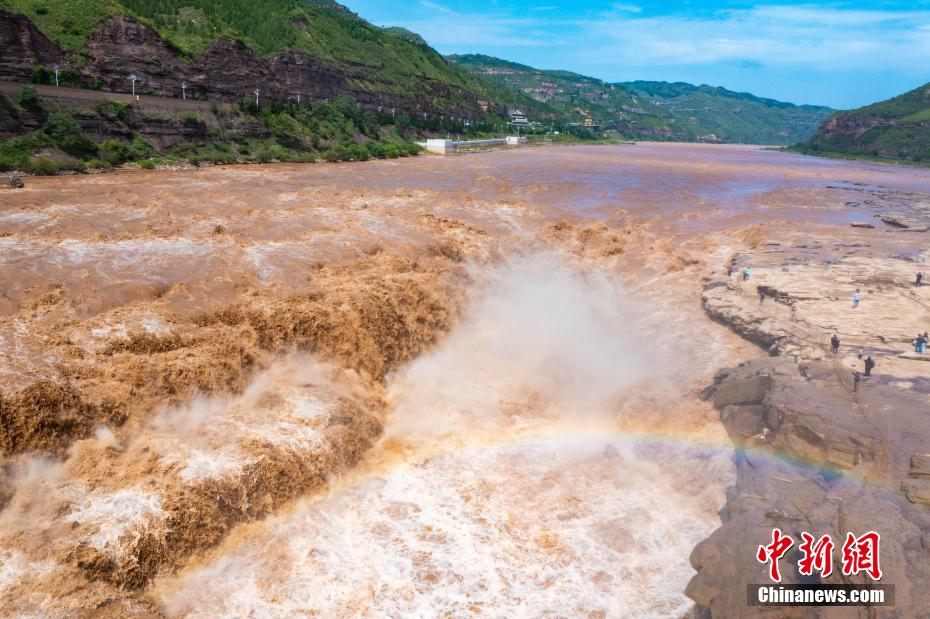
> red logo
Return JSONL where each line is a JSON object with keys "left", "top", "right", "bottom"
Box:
{"left": 841, "top": 531, "right": 882, "bottom": 580}
{"left": 798, "top": 532, "right": 834, "bottom": 577}
{"left": 757, "top": 530, "right": 882, "bottom": 582}
{"left": 756, "top": 528, "right": 794, "bottom": 583}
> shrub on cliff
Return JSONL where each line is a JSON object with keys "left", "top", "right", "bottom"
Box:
{"left": 42, "top": 112, "right": 96, "bottom": 158}
{"left": 346, "top": 144, "right": 370, "bottom": 161}
{"left": 239, "top": 98, "right": 260, "bottom": 116}
{"left": 130, "top": 136, "right": 153, "bottom": 159}
{"left": 255, "top": 143, "right": 289, "bottom": 163}
{"left": 0, "top": 134, "right": 47, "bottom": 171}
{"left": 15, "top": 86, "right": 40, "bottom": 110}
{"left": 98, "top": 140, "right": 130, "bottom": 165}
{"left": 26, "top": 156, "right": 60, "bottom": 175}
{"left": 113, "top": 101, "right": 137, "bottom": 125}
{"left": 266, "top": 112, "right": 305, "bottom": 148}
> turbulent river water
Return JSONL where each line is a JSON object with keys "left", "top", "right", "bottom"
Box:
{"left": 4, "top": 143, "right": 930, "bottom": 616}
{"left": 155, "top": 255, "right": 736, "bottom": 617}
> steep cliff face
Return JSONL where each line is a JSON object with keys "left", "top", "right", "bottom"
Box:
{"left": 802, "top": 83, "right": 930, "bottom": 161}
{"left": 0, "top": 11, "right": 60, "bottom": 81}
{"left": 82, "top": 14, "right": 191, "bottom": 95}
{"left": 0, "top": 8, "right": 500, "bottom": 117}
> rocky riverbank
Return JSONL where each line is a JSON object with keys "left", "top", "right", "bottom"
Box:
{"left": 689, "top": 236, "right": 930, "bottom": 617}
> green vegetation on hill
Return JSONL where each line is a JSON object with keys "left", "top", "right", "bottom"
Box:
{"left": 0, "top": 0, "right": 541, "bottom": 110}
{"left": 449, "top": 54, "right": 644, "bottom": 126}
{"left": 0, "top": 0, "right": 125, "bottom": 52}
{"left": 797, "top": 82, "right": 930, "bottom": 163}
{"left": 624, "top": 81, "right": 834, "bottom": 145}
{"left": 449, "top": 54, "right": 834, "bottom": 144}
{"left": 0, "top": 87, "right": 435, "bottom": 173}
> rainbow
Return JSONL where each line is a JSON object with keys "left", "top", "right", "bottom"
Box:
{"left": 327, "top": 417, "right": 905, "bottom": 502}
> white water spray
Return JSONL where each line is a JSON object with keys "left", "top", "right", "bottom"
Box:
{"left": 158, "top": 254, "right": 733, "bottom": 617}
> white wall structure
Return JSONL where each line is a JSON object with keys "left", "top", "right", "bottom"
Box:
{"left": 421, "top": 137, "right": 527, "bottom": 154}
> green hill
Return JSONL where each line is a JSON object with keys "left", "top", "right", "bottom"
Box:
{"left": 799, "top": 82, "right": 930, "bottom": 163}
{"left": 449, "top": 54, "right": 834, "bottom": 144}
{"left": 0, "top": 0, "right": 540, "bottom": 114}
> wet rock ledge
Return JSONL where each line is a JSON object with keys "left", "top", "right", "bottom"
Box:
{"left": 689, "top": 244, "right": 930, "bottom": 617}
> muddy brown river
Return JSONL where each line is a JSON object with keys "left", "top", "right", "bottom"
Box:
{"left": 1, "top": 143, "right": 929, "bottom": 616}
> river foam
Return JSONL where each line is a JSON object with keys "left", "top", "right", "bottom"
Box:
{"left": 158, "top": 254, "right": 734, "bottom": 617}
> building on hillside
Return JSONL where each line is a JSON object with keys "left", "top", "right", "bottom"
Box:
{"left": 509, "top": 110, "right": 530, "bottom": 127}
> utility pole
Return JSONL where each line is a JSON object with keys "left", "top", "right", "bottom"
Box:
{"left": 181, "top": 81, "right": 187, "bottom": 100}
{"left": 52, "top": 64, "right": 60, "bottom": 87}
{"left": 129, "top": 73, "right": 138, "bottom": 96}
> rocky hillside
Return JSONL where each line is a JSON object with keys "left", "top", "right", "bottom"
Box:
{"left": 800, "top": 82, "right": 930, "bottom": 163}
{"left": 0, "top": 0, "right": 534, "bottom": 116}
{"left": 449, "top": 54, "right": 834, "bottom": 144}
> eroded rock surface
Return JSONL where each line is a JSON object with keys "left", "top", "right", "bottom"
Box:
{"left": 692, "top": 239, "right": 930, "bottom": 617}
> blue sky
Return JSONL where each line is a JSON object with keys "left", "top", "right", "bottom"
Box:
{"left": 339, "top": 1, "right": 930, "bottom": 109}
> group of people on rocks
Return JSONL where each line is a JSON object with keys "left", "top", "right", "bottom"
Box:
{"left": 740, "top": 266, "right": 930, "bottom": 390}
{"left": 832, "top": 333, "right": 875, "bottom": 390}
{"left": 742, "top": 264, "right": 928, "bottom": 393}
{"left": 843, "top": 343, "right": 875, "bottom": 392}
{"left": 913, "top": 271, "right": 926, "bottom": 354}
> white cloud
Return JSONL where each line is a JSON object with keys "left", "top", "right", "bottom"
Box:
{"left": 418, "top": 0, "right": 456, "bottom": 15}
{"left": 396, "top": 3, "right": 930, "bottom": 75}
{"left": 576, "top": 5, "right": 930, "bottom": 72}
{"left": 610, "top": 3, "right": 642, "bottom": 13}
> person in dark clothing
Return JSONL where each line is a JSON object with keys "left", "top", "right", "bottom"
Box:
{"left": 917, "top": 272, "right": 924, "bottom": 287}
{"left": 831, "top": 334, "right": 840, "bottom": 355}
{"left": 853, "top": 371, "right": 861, "bottom": 392}
{"left": 864, "top": 356, "right": 875, "bottom": 377}
{"left": 759, "top": 287, "right": 766, "bottom": 305}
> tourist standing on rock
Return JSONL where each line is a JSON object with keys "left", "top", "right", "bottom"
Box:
{"left": 857, "top": 347, "right": 864, "bottom": 360}
{"left": 914, "top": 334, "right": 927, "bottom": 353}
{"left": 854, "top": 371, "right": 861, "bottom": 392}
{"left": 742, "top": 266, "right": 751, "bottom": 282}
{"left": 758, "top": 287, "right": 766, "bottom": 305}
{"left": 864, "top": 355, "right": 875, "bottom": 377}
{"left": 831, "top": 334, "right": 840, "bottom": 355}
{"left": 852, "top": 289, "right": 862, "bottom": 308}
{"left": 917, "top": 272, "right": 924, "bottom": 287}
